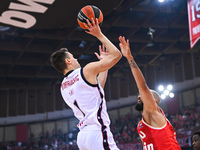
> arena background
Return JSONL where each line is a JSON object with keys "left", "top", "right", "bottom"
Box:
{"left": 0, "top": 0, "right": 200, "bottom": 149}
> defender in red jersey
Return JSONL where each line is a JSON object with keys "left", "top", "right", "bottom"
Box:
{"left": 119, "top": 36, "right": 181, "bottom": 150}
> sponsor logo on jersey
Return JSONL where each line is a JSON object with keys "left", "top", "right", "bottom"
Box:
{"left": 139, "top": 131, "right": 146, "bottom": 139}
{"left": 143, "top": 142, "right": 154, "bottom": 150}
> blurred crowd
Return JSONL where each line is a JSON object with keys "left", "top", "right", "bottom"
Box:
{"left": 0, "top": 104, "right": 199, "bottom": 150}
{"left": 171, "top": 106, "right": 200, "bottom": 138}
{"left": 0, "top": 127, "right": 79, "bottom": 150}
{"left": 111, "top": 105, "right": 200, "bottom": 145}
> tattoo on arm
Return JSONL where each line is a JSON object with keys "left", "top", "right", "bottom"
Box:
{"left": 129, "top": 59, "right": 138, "bottom": 69}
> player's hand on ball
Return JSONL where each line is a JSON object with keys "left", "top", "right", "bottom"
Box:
{"left": 84, "top": 18, "right": 102, "bottom": 37}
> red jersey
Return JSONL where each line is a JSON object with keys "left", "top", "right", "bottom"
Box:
{"left": 137, "top": 111, "right": 181, "bottom": 150}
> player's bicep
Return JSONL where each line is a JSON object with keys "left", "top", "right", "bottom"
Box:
{"left": 83, "top": 55, "right": 120, "bottom": 84}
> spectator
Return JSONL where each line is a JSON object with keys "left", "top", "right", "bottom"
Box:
{"left": 193, "top": 131, "right": 200, "bottom": 150}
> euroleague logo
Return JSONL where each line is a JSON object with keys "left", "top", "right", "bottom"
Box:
{"left": 139, "top": 123, "right": 143, "bottom": 129}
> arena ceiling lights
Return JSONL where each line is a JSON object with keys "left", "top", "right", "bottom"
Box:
{"left": 157, "top": 84, "right": 174, "bottom": 99}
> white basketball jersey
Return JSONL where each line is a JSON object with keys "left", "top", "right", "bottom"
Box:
{"left": 60, "top": 68, "right": 111, "bottom": 130}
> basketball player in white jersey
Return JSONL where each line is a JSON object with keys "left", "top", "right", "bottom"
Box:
{"left": 50, "top": 18, "right": 121, "bottom": 150}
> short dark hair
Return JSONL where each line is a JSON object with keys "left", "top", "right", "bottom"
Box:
{"left": 50, "top": 48, "right": 69, "bottom": 74}
{"left": 194, "top": 131, "right": 200, "bottom": 136}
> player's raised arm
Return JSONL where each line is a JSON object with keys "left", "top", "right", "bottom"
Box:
{"left": 119, "top": 36, "right": 181, "bottom": 149}
{"left": 119, "top": 36, "right": 157, "bottom": 113}
{"left": 83, "top": 18, "right": 122, "bottom": 84}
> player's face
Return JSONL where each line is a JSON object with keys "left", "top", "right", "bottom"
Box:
{"left": 193, "top": 134, "right": 200, "bottom": 150}
{"left": 135, "top": 95, "right": 143, "bottom": 111}
{"left": 68, "top": 52, "right": 81, "bottom": 69}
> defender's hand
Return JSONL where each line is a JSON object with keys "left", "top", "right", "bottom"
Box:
{"left": 119, "top": 36, "right": 132, "bottom": 59}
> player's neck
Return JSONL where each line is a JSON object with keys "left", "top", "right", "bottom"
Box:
{"left": 64, "top": 65, "right": 77, "bottom": 75}
{"left": 64, "top": 69, "right": 73, "bottom": 76}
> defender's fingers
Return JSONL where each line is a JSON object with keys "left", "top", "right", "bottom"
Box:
{"left": 119, "top": 36, "right": 127, "bottom": 45}
{"left": 127, "top": 39, "right": 130, "bottom": 47}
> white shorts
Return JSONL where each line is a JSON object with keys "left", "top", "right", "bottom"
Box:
{"left": 77, "top": 125, "right": 119, "bottom": 150}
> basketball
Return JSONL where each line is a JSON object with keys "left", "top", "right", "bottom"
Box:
{"left": 77, "top": 5, "right": 103, "bottom": 30}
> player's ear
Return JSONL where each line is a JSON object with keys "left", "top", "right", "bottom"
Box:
{"left": 155, "top": 98, "right": 159, "bottom": 105}
{"left": 65, "top": 58, "right": 71, "bottom": 65}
